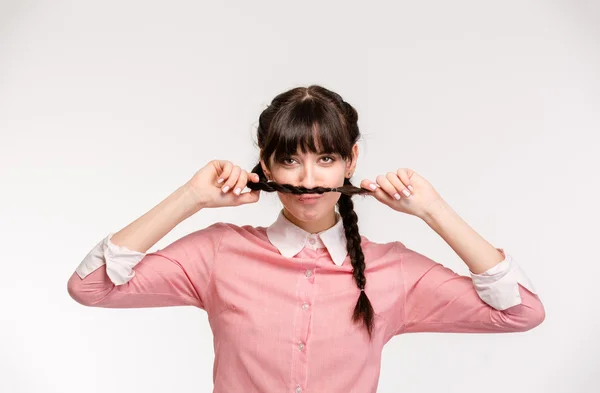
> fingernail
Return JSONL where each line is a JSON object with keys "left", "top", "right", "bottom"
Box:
{"left": 222, "top": 185, "right": 230, "bottom": 193}
{"left": 408, "top": 185, "right": 413, "bottom": 191}
{"left": 234, "top": 187, "right": 241, "bottom": 195}
{"left": 217, "top": 178, "right": 224, "bottom": 184}
{"left": 393, "top": 193, "right": 401, "bottom": 200}
{"left": 402, "top": 189, "right": 411, "bottom": 197}
{"left": 369, "top": 183, "right": 377, "bottom": 190}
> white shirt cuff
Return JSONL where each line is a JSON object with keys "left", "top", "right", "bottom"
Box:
{"left": 469, "top": 248, "right": 538, "bottom": 310}
{"left": 75, "top": 233, "right": 146, "bottom": 286}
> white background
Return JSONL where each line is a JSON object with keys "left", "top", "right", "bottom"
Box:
{"left": 1, "top": 1, "right": 598, "bottom": 392}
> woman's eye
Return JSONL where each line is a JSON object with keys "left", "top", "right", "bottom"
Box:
{"left": 280, "top": 156, "right": 335, "bottom": 165}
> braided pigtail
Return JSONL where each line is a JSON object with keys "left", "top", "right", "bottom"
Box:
{"left": 337, "top": 177, "right": 375, "bottom": 340}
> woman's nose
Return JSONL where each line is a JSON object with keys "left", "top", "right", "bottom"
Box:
{"left": 298, "top": 167, "right": 319, "bottom": 188}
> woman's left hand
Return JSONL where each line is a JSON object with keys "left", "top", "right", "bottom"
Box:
{"left": 359, "top": 168, "right": 444, "bottom": 219}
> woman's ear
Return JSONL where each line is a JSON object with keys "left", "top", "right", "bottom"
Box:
{"left": 346, "top": 143, "right": 359, "bottom": 176}
{"left": 260, "top": 159, "right": 271, "bottom": 180}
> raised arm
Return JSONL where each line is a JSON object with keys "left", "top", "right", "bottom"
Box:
{"left": 67, "top": 160, "right": 261, "bottom": 311}
{"left": 393, "top": 242, "right": 545, "bottom": 335}
{"left": 67, "top": 184, "right": 227, "bottom": 310}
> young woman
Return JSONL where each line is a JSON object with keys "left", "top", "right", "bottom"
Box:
{"left": 68, "top": 85, "right": 544, "bottom": 393}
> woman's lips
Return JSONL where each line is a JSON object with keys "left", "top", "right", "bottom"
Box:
{"left": 296, "top": 194, "right": 323, "bottom": 203}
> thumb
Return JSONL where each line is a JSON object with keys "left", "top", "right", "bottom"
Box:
{"left": 371, "top": 186, "right": 393, "bottom": 206}
{"left": 237, "top": 189, "right": 261, "bottom": 205}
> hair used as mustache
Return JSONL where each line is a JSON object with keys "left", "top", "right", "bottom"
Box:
{"left": 245, "top": 178, "right": 374, "bottom": 198}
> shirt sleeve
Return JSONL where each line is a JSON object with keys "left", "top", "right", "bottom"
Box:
{"left": 67, "top": 222, "right": 228, "bottom": 311}
{"left": 393, "top": 241, "right": 545, "bottom": 335}
{"left": 468, "top": 248, "right": 538, "bottom": 310}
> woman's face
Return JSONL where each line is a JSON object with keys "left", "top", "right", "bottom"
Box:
{"left": 261, "top": 144, "right": 358, "bottom": 228}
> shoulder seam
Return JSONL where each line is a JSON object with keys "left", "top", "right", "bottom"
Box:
{"left": 203, "top": 222, "right": 229, "bottom": 312}
{"left": 396, "top": 241, "right": 408, "bottom": 335}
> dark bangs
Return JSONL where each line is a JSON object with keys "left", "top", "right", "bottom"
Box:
{"left": 261, "top": 97, "right": 354, "bottom": 165}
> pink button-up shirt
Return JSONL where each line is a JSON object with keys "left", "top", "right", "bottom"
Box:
{"left": 68, "top": 209, "right": 544, "bottom": 393}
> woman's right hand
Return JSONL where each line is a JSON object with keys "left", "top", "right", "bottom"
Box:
{"left": 184, "top": 160, "right": 261, "bottom": 210}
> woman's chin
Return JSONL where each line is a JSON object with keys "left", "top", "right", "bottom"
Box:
{"left": 291, "top": 203, "right": 338, "bottom": 222}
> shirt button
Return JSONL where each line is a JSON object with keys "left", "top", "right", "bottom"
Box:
{"left": 297, "top": 342, "right": 305, "bottom": 351}
{"left": 304, "top": 269, "right": 312, "bottom": 277}
{"left": 296, "top": 386, "right": 302, "bottom": 393}
{"left": 308, "top": 238, "right": 316, "bottom": 245}
{"left": 301, "top": 303, "right": 309, "bottom": 310}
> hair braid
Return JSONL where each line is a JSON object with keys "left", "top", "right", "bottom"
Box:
{"left": 337, "top": 177, "right": 375, "bottom": 340}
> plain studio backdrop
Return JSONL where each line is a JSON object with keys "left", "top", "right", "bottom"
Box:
{"left": 1, "top": 1, "right": 598, "bottom": 392}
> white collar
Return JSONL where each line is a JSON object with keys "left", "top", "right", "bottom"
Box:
{"left": 266, "top": 209, "right": 348, "bottom": 266}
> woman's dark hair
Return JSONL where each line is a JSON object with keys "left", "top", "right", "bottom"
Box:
{"left": 244, "top": 85, "right": 377, "bottom": 340}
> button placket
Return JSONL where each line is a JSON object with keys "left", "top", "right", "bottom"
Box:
{"left": 292, "top": 261, "right": 315, "bottom": 392}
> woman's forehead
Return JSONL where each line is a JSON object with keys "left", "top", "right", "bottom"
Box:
{"left": 291, "top": 149, "right": 338, "bottom": 157}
